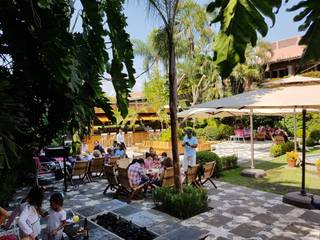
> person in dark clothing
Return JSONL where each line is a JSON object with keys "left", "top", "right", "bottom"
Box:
{"left": 93, "top": 141, "right": 105, "bottom": 154}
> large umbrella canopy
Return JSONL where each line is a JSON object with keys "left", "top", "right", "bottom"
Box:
{"left": 178, "top": 107, "right": 316, "bottom": 118}
{"left": 190, "top": 84, "right": 320, "bottom": 202}
{"left": 262, "top": 75, "right": 320, "bottom": 88}
{"left": 193, "top": 85, "right": 320, "bottom": 109}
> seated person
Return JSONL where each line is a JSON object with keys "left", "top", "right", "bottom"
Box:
{"left": 153, "top": 157, "right": 173, "bottom": 186}
{"left": 104, "top": 148, "right": 113, "bottom": 165}
{"left": 159, "top": 152, "right": 167, "bottom": 162}
{"left": 144, "top": 153, "right": 154, "bottom": 170}
{"left": 148, "top": 147, "right": 157, "bottom": 160}
{"left": 112, "top": 140, "right": 118, "bottom": 155}
{"left": 93, "top": 141, "right": 105, "bottom": 154}
{"left": 79, "top": 152, "right": 93, "bottom": 161}
{"left": 92, "top": 149, "right": 102, "bottom": 158}
{"left": 114, "top": 143, "right": 126, "bottom": 158}
{"left": 153, "top": 155, "right": 161, "bottom": 167}
{"left": 128, "top": 159, "right": 149, "bottom": 187}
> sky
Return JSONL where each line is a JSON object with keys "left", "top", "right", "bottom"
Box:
{"left": 101, "top": 0, "right": 303, "bottom": 95}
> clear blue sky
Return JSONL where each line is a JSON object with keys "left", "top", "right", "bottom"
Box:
{"left": 102, "top": 0, "right": 303, "bottom": 94}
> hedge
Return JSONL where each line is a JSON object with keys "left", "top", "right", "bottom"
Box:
{"left": 196, "top": 151, "right": 238, "bottom": 177}
{"left": 153, "top": 186, "right": 208, "bottom": 219}
{"left": 270, "top": 141, "right": 295, "bottom": 157}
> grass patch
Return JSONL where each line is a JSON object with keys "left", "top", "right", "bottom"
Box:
{"left": 219, "top": 152, "right": 320, "bottom": 195}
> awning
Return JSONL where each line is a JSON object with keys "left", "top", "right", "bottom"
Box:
{"left": 262, "top": 75, "right": 320, "bottom": 88}
{"left": 193, "top": 85, "right": 320, "bottom": 109}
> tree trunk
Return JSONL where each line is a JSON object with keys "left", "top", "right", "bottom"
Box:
{"left": 243, "top": 77, "right": 252, "bottom": 92}
{"left": 167, "top": 26, "right": 182, "bottom": 192}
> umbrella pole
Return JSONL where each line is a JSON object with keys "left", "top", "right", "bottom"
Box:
{"left": 294, "top": 107, "right": 297, "bottom": 151}
{"left": 301, "top": 109, "right": 306, "bottom": 196}
{"left": 250, "top": 109, "right": 254, "bottom": 169}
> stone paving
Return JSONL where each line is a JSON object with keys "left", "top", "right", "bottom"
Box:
{"left": 213, "top": 141, "right": 273, "bottom": 164}
{"left": 8, "top": 179, "right": 320, "bottom": 240}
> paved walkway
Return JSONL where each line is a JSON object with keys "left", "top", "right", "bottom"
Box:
{"left": 7, "top": 179, "right": 320, "bottom": 239}
{"left": 213, "top": 141, "right": 273, "bottom": 164}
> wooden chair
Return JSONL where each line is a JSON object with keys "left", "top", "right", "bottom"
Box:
{"left": 103, "top": 165, "right": 119, "bottom": 194}
{"left": 185, "top": 165, "right": 200, "bottom": 187}
{"left": 70, "top": 161, "right": 90, "bottom": 186}
{"left": 161, "top": 167, "right": 175, "bottom": 187}
{"left": 199, "top": 162, "right": 217, "bottom": 189}
{"left": 255, "top": 131, "right": 266, "bottom": 141}
{"left": 117, "top": 158, "right": 130, "bottom": 169}
{"left": 116, "top": 167, "right": 147, "bottom": 203}
{"left": 90, "top": 157, "right": 104, "bottom": 178}
{"left": 109, "top": 156, "right": 120, "bottom": 167}
{"left": 273, "top": 135, "right": 285, "bottom": 145}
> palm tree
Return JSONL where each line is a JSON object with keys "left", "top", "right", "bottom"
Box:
{"left": 143, "top": 0, "right": 182, "bottom": 191}
{"left": 133, "top": 28, "right": 169, "bottom": 74}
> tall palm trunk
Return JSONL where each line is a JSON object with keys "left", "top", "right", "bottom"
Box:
{"left": 167, "top": 25, "right": 182, "bottom": 192}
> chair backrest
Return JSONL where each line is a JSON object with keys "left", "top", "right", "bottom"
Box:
{"left": 161, "top": 167, "right": 174, "bottom": 187}
{"left": 235, "top": 129, "right": 244, "bottom": 137}
{"left": 72, "top": 161, "right": 89, "bottom": 177}
{"left": 109, "top": 156, "right": 120, "bottom": 167}
{"left": 274, "top": 135, "right": 285, "bottom": 145}
{"left": 90, "top": 157, "right": 104, "bottom": 173}
{"left": 186, "top": 165, "right": 199, "bottom": 185}
{"left": 117, "top": 158, "right": 130, "bottom": 169}
{"left": 104, "top": 165, "right": 118, "bottom": 187}
{"left": 203, "top": 161, "right": 215, "bottom": 179}
{"left": 117, "top": 167, "right": 132, "bottom": 189}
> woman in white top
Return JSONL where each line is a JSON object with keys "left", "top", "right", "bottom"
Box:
{"left": 18, "top": 186, "right": 44, "bottom": 240}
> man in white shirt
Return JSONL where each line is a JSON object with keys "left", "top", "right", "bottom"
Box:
{"left": 182, "top": 129, "right": 198, "bottom": 170}
{"left": 116, "top": 129, "right": 125, "bottom": 145}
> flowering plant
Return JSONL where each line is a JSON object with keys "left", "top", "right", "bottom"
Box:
{"left": 286, "top": 151, "right": 298, "bottom": 161}
{"left": 315, "top": 159, "right": 320, "bottom": 167}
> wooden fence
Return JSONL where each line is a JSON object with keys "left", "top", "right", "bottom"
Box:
{"left": 84, "top": 131, "right": 150, "bottom": 151}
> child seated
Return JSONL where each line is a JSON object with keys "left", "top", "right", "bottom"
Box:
{"left": 45, "top": 193, "right": 66, "bottom": 240}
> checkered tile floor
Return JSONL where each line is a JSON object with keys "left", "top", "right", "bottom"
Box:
{"left": 8, "top": 178, "right": 320, "bottom": 240}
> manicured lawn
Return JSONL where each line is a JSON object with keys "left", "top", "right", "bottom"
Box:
{"left": 219, "top": 151, "right": 320, "bottom": 195}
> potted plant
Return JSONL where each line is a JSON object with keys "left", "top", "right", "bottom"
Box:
{"left": 286, "top": 151, "right": 298, "bottom": 167}
{"left": 315, "top": 159, "right": 320, "bottom": 175}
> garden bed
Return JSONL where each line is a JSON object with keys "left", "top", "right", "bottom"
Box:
{"left": 153, "top": 205, "right": 212, "bottom": 220}
{"left": 93, "top": 212, "right": 157, "bottom": 240}
{"left": 153, "top": 186, "right": 211, "bottom": 220}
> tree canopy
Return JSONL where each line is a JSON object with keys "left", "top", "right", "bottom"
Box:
{"left": 207, "top": 0, "right": 320, "bottom": 78}
{"left": 0, "top": 0, "right": 135, "bottom": 167}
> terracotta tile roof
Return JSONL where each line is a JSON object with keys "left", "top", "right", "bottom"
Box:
{"left": 129, "top": 92, "right": 145, "bottom": 100}
{"left": 269, "top": 36, "right": 305, "bottom": 63}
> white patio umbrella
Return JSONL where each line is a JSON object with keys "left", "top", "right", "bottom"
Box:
{"left": 262, "top": 75, "right": 320, "bottom": 88}
{"left": 191, "top": 84, "right": 320, "bottom": 205}
{"left": 178, "top": 107, "right": 313, "bottom": 118}
{"left": 178, "top": 106, "right": 317, "bottom": 153}
{"left": 194, "top": 85, "right": 320, "bottom": 109}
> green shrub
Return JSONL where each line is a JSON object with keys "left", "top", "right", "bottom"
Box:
{"left": 306, "top": 129, "right": 320, "bottom": 146}
{"left": 302, "top": 71, "right": 320, "bottom": 78}
{"left": 282, "top": 141, "right": 294, "bottom": 153}
{"left": 196, "top": 151, "right": 222, "bottom": 177}
{"left": 195, "top": 124, "right": 233, "bottom": 141}
{"left": 158, "top": 128, "right": 184, "bottom": 141}
{"left": 153, "top": 186, "right": 208, "bottom": 219}
{"left": 220, "top": 155, "right": 238, "bottom": 169}
{"left": 195, "top": 128, "right": 206, "bottom": 139}
{"left": 270, "top": 144, "right": 283, "bottom": 157}
{"left": 270, "top": 141, "right": 295, "bottom": 157}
